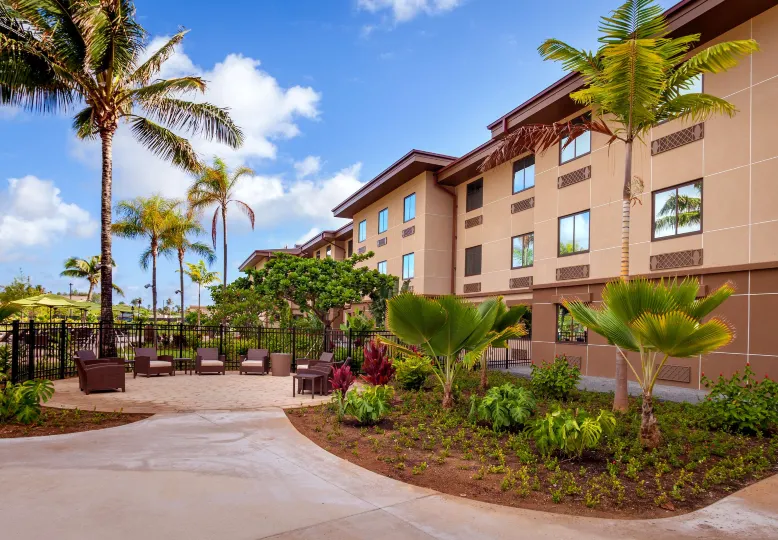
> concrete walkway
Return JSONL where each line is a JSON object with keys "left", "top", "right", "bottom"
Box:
{"left": 1, "top": 411, "right": 776, "bottom": 540}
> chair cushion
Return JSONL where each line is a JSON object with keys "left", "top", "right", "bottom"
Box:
{"left": 241, "top": 360, "right": 265, "bottom": 366}
{"left": 201, "top": 360, "right": 223, "bottom": 367}
{"left": 150, "top": 360, "right": 172, "bottom": 368}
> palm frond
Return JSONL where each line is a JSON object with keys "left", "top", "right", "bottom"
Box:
{"left": 142, "top": 97, "right": 244, "bottom": 148}
{"left": 233, "top": 200, "right": 255, "bottom": 229}
{"left": 538, "top": 40, "right": 601, "bottom": 77}
{"left": 211, "top": 206, "right": 219, "bottom": 248}
{"left": 655, "top": 92, "right": 737, "bottom": 124}
{"left": 128, "top": 29, "right": 188, "bottom": 85}
{"left": 598, "top": 0, "right": 667, "bottom": 43}
{"left": 127, "top": 76, "right": 206, "bottom": 102}
{"left": 669, "top": 39, "right": 759, "bottom": 89}
{"left": 72, "top": 105, "right": 98, "bottom": 139}
{"left": 128, "top": 115, "right": 202, "bottom": 172}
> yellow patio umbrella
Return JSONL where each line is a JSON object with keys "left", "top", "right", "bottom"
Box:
{"left": 12, "top": 293, "right": 80, "bottom": 319}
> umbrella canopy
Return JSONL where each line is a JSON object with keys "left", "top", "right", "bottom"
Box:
{"left": 71, "top": 301, "right": 134, "bottom": 314}
{"left": 12, "top": 293, "right": 80, "bottom": 309}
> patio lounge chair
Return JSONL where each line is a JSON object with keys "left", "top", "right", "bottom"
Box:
{"left": 74, "top": 350, "right": 125, "bottom": 395}
{"left": 295, "top": 354, "right": 345, "bottom": 395}
{"left": 296, "top": 351, "right": 334, "bottom": 371}
{"left": 133, "top": 347, "right": 175, "bottom": 378}
{"left": 196, "top": 347, "right": 226, "bottom": 375}
{"left": 239, "top": 348, "right": 269, "bottom": 375}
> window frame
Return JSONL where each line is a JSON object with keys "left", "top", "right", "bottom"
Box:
{"left": 651, "top": 179, "right": 704, "bottom": 242}
{"left": 403, "top": 193, "right": 416, "bottom": 223}
{"left": 347, "top": 239, "right": 353, "bottom": 257}
{"left": 557, "top": 210, "right": 591, "bottom": 257}
{"left": 466, "top": 178, "right": 484, "bottom": 213}
{"left": 556, "top": 304, "right": 588, "bottom": 344}
{"left": 558, "top": 117, "right": 592, "bottom": 165}
{"left": 511, "top": 232, "right": 534, "bottom": 269}
{"left": 315, "top": 250, "right": 321, "bottom": 259}
{"left": 326, "top": 246, "right": 332, "bottom": 258}
{"left": 402, "top": 252, "right": 415, "bottom": 280}
{"left": 464, "top": 245, "right": 482, "bottom": 277}
{"left": 378, "top": 207, "right": 389, "bottom": 234}
{"left": 358, "top": 220, "right": 367, "bottom": 243}
{"left": 512, "top": 155, "right": 536, "bottom": 195}
{"left": 377, "top": 260, "right": 387, "bottom": 274}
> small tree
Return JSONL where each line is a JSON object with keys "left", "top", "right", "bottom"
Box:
{"left": 246, "top": 252, "right": 394, "bottom": 329}
{"left": 208, "top": 279, "right": 272, "bottom": 327}
{"left": 565, "top": 277, "right": 734, "bottom": 448}
{"left": 183, "top": 260, "right": 220, "bottom": 326}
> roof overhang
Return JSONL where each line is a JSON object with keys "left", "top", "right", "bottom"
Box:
{"left": 299, "top": 221, "right": 354, "bottom": 253}
{"left": 332, "top": 150, "right": 456, "bottom": 219}
{"left": 238, "top": 248, "right": 302, "bottom": 272}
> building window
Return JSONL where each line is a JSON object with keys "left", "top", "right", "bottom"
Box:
{"left": 404, "top": 193, "right": 416, "bottom": 222}
{"left": 652, "top": 180, "right": 703, "bottom": 240}
{"left": 347, "top": 239, "right": 353, "bottom": 257}
{"left": 558, "top": 210, "right": 590, "bottom": 256}
{"left": 556, "top": 305, "right": 587, "bottom": 343}
{"left": 377, "top": 261, "right": 387, "bottom": 274}
{"left": 464, "top": 245, "right": 482, "bottom": 277}
{"left": 512, "top": 156, "right": 535, "bottom": 194}
{"left": 560, "top": 118, "right": 591, "bottom": 164}
{"left": 326, "top": 246, "right": 332, "bottom": 258}
{"left": 315, "top": 250, "right": 321, "bottom": 259}
{"left": 378, "top": 208, "right": 388, "bottom": 234}
{"left": 358, "top": 220, "right": 367, "bottom": 242}
{"left": 402, "top": 253, "right": 415, "bottom": 280}
{"left": 466, "top": 178, "right": 483, "bottom": 212}
{"left": 511, "top": 233, "right": 534, "bottom": 268}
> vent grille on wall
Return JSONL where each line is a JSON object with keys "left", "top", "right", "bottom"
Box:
{"left": 463, "top": 282, "right": 482, "bottom": 294}
{"left": 556, "top": 264, "right": 590, "bottom": 281}
{"left": 557, "top": 166, "right": 591, "bottom": 189}
{"left": 464, "top": 215, "right": 483, "bottom": 229}
{"left": 511, "top": 197, "right": 535, "bottom": 214}
{"left": 377, "top": 237, "right": 387, "bottom": 248}
{"left": 657, "top": 365, "right": 691, "bottom": 383}
{"left": 650, "top": 249, "right": 703, "bottom": 271}
{"left": 401, "top": 225, "right": 415, "bottom": 238}
{"left": 509, "top": 276, "right": 533, "bottom": 289}
{"left": 651, "top": 123, "right": 704, "bottom": 155}
{"left": 357, "top": 246, "right": 366, "bottom": 254}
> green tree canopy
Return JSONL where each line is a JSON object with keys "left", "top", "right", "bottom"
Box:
{"left": 208, "top": 279, "right": 272, "bottom": 327}
{"left": 0, "top": 271, "right": 45, "bottom": 303}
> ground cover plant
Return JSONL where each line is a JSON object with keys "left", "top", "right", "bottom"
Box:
{"left": 287, "top": 369, "right": 778, "bottom": 518}
{"left": 0, "top": 407, "right": 150, "bottom": 438}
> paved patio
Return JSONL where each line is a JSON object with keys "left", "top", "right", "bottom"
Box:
{"left": 48, "top": 372, "right": 332, "bottom": 413}
{"left": 1, "top": 410, "right": 776, "bottom": 540}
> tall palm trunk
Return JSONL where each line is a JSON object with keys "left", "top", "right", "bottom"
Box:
{"left": 178, "top": 250, "right": 186, "bottom": 325}
{"left": 197, "top": 283, "right": 201, "bottom": 326}
{"left": 640, "top": 389, "right": 660, "bottom": 448}
{"left": 222, "top": 206, "right": 228, "bottom": 288}
{"left": 613, "top": 138, "right": 633, "bottom": 413}
{"left": 151, "top": 242, "right": 158, "bottom": 330}
{"left": 86, "top": 281, "right": 94, "bottom": 302}
{"left": 99, "top": 129, "right": 116, "bottom": 356}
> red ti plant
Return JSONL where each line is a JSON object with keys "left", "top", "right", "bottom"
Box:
{"left": 330, "top": 364, "right": 357, "bottom": 393}
{"left": 361, "top": 339, "right": 395, "bottom": 385}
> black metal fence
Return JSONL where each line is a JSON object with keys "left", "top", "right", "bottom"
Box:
{"left": 0, "top": 321, "right": 532, "bottom": 384}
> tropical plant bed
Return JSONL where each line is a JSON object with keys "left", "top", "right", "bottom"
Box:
{"left": 0, "top": 407, "right": 151, "bottom": 439}
{"left": 286, "top": 371, "right": 778, "bottom": 519}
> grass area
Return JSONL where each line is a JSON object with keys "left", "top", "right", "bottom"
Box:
{"left": 287, "top": 370, "right": 778, "bottom": 519}
{"left": 0, "top": 407, "right": 150, "bottom": 438}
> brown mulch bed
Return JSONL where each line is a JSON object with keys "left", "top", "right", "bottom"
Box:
{"left": 0, "top": 407, "right": 151, "bottom": 438}
{"left": 286, "top": 372, "right": 778, "bottom": 520}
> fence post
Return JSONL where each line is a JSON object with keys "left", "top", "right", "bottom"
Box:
{"left": 178, "top": 323, "right": 184, "bottom": 358}
{"left": 323, "top": 327, "right": 328, "bottom": 353}
{"left": 11, "top": 320, "right": 19, "bottom": 384}
{"left": 98, "top": 319, "right": 104, "bottom": 358}
{"left": 59, "top": 320, "right": 67, "bottom": 380}
{"left": 27, "top": 319, "right": 35, "bottom": 381}
{"left": 347, "top": 328, "right": 352, "bottom": 360}
{"left": 218, "top": 324, "right": 224, "bottom": 355}
{"left": 505, "top": 345, "right": 509, "bottom": 370}
{"left": 291, "top": 327, "right": 296, "bottom": 370}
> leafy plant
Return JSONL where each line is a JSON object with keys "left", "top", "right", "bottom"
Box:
{"left": 343, "top": 385, "right": 394, "bottom": 425}
{"left": 339, "top": 309, "right": 375, "bottom": 333}
{"left": 528, "top": 407, "right": 616, "bottom": 458}
{"left": 330, "top": 364, "right": 357, "bottom": 393}
{"left": 361, "top": 339, "right": 395, "bottom": 386}
{"left": 0, "top": 380, "right": 55, "bottom": 424}
{"left": 469, "top": 383, "right": 536, "bottom": 432}
{"left": 394, "top": 355, "right": 433, "bottom": 391}
{"left": 701, "top": 363, "right": 777, "bottom": 435}
{"left": 530, "top": 355, "right": 580, "bottom": 400}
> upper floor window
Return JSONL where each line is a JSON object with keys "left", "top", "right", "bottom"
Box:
{"left": 560, "top": 119, "right": 591, "bottom": 164}
{"left": 377, "top": 260, "right": 387, "bottom": 274}
{"left": 466, "top": 178, "right": 483, "bottom": 212}
{"left": 512, "top": 156, "right": 535, "bottom": 194}
{"left": 511, "top": 233, "right": 534, "bottom": 268}
{"left": 404, "top": 193, "right": 416, "bottom": 222}
{"left": 315, "top": 250, "right": 321, "bottom": 259}
{"left": 653, "top": 180, "right": 702, "bottom": 240}
{"left": 402, "top": 253, "right": 415, "bottom": 280}
{"left": 378, "top": 208, "right": 388, "bottom": 234}
{"left": 326, "top": 246, "right": 332, "bottom": 258}
{"left": 557, "top": 305, "right": 587, "bottom": 343}
{"left": 464, "top": 245, "right": 482, "bottom": 277}
{"left": 559, "top": 210, "right": 590, "bottom": 256}
{"left": 358, "top": 220, "right": 367, "bottom": 242}
{"left": 347, "top": 239, "right": 353, "bottom": 257}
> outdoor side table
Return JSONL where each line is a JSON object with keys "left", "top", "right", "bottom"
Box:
{"left": 173, "top": 357, "right": 193, "bottom": 375}
{"left": 271, "top": 353, "right": 292, "bottom": 376}
{"left": 293, "top": 373, "right": 323, "bottom": 399}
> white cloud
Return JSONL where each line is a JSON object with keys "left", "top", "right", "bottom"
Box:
{"left": 358, "top": 0, "right": 462, "bottom": 22}
{"left": 294, "top": 155, "right": 322, "bottom": 179}
{"left": 0, "top": 175, "right": 97, "bottom": 260}
{"left": 295, "top": 227, "right": 321, "bottom": 246}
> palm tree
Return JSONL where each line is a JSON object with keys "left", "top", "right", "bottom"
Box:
{"left": 384, "top": 294, "right": 525, "bottom": 408}
{"left": 183, "top": 260, "right": 220, "bottom": 326}
{"left": 160, "top": 208, "right": 215, "bottom": 323}
{"left": 187, "top": 157, "right": 255, "bottom": 287}
{"left": 112, "top": 195, "right": 179, "bottom": 325}
{"left": 0, "top": 2, "right": 243, "bottom": 329}
{"left": 60, "top": 256, "right": 123, "bottom": 301}
{"left": 130, "top": 296, "right": 142, "bottom": 319}
{"left": 566, "top": 277, "right": 734, "bottom": 448}
{"left": 481, "top": 0, "right": 757, "bottom": 411}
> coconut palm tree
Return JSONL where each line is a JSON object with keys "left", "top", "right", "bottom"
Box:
{"left": 481, "top": 0, "right": 757, "bottom": 411}
{"left": 112, "top": 195, "right": 179, "bottom": 325}
{"left": 160, "top": 208, "right": 215, "bottom": 323}
{"left": 565, "top": 277, "right": 734, "bottom": 448}
{"left": 187, "top": 158, "right": 255, "bottom": 287}
{"left": 60, "top": 256, "right": 124, "bottom": 301}
{"left": 183, "top": 260, "right": 220, "bottom": 326}
{"left": 0, "top": 1, "right": 243, "bottom": 329}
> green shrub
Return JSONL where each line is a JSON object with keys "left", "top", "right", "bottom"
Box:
{"left": 343, "top": 385, "right": 394, "bottom": 425}
{"left": 701, "top": 363, "right": 778, "bottom": 435}
{"left": 530, "top": 355, "right": 580, "bottom": 400}
{"left": 469, "top": 383, "right": 536, "bottom": 432}
{"left": 528, "top": 406, "right": 616, "bottom": 458}
{"left": 0, "top": 379, "right": 55, "bottom": 424}
{"left": 394, "top": 355, "right": 432, "bottom": 390}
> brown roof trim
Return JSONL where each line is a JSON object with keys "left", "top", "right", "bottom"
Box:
{"left": 332, "top": 149, "right": 456, "bottom": 219}
{"left": 238, "top": 247, "right": 302, "bottom": 271}
{"left": 436, "top": 139, "right": 501, "bottom": 186}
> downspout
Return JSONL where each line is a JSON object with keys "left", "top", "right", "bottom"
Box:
{"left": 434, "top": 182, "right": 457, "bottom": 295}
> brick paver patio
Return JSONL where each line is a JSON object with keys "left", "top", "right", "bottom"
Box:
{"left": 48, "top": 372, "right": 333, "bottom": 413}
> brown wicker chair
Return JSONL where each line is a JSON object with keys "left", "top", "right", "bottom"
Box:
{"left": 133, "top": 347, "right": 174, "bottom": 378}
{"left": 296, "top": 351, "right": 334, "bottom": 371}
{"left": 296, "top": 361, "right": 335, "bottom": 395}
{"left": 74, "top": 350, "right": 125, "bottom": 395}
{"left": 239, "top": 348, "right": 269, "bottom": 375}
{"left": 196, "top": 348, "right": 226, "bottom": 375}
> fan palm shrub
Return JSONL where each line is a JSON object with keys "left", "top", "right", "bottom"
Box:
{"left": 481, "top": 0, "right": 757, "bottom": 411}
{"left": 564, "top": 277, "right": 735, "bottom": 448}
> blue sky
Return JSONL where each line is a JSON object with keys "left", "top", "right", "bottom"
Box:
{"left": 0, "top": 0, "right": 674, "bottom": 309}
